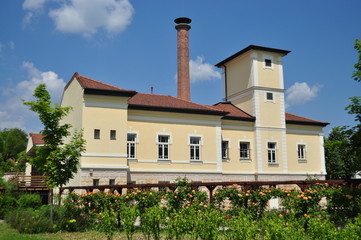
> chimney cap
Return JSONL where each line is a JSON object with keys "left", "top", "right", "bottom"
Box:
{"left": 174, "top": 17, "right": 192, "bottom": 24}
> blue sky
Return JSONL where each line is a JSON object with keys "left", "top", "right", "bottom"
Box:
{"left": 0, "top": 0, "right": 360, "bottom": 135}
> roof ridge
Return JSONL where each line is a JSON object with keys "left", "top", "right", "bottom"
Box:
{"left": 134, "top": 93, "right": 224, "bottom": 112}
{"left": 78, "top": 74, "right": 125, "bottom": 90}
{"left": 286, "top": 112, "right": 317, "bottom": 122}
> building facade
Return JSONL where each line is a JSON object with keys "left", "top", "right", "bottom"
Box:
{"left": 26, "top": 18, "right": 328, "bottom": 186}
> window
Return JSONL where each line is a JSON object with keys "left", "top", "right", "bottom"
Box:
{"left": 265, "top": 59, "right": 272, "bottom": 67}
{"left": 94, "top": 129, "right": 100, "bottom": 139}
{"left": 93, "top": 179, "right": 99, "bottom": 186}
{"left": 158, "top": 135, "right": 170, "bottom": 160}
{"left": 109, "top": 179, "right": 115, "bottom": 185}
{"left": 263, "top": 54, "right": 274, "bottom": 69}
{"left": 222, "top": 141, "right": 229, "bottom": 159}
{"left": 110, "top": 130, "right": 116, "bottom": 140}
{"left": 127, "top": 134, "right": 137, "bottom": 159}
{"left": 266, "top": 92, "right": 274, "bottom": 101}
{"left": 190, "top": 137, "right": 201, "bottom": 161}
{"left": 267, "top": 142, "right": 277, "bottom": 164}
{"left": 239, "top": 142, "right": 250, "bottom": 160}
{"left": 298, "top": 144, "right": 306, "bottom": 160}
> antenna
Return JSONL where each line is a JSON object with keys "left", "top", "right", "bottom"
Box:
{"left": 151, "top": 86, "right": 154, "bottom": 94}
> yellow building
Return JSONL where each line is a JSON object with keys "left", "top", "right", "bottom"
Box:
{"left": 26, "top": 18, "right": 328, "bottom": 186}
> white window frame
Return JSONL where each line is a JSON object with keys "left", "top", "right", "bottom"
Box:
{"left": 157, "top": 134, "right": 171, "bottom": 160}
{"left": 239, "top": 141, "right": 251, "bottom": 160}
{"left": 127, "top": 133, "right": 137, "bottom": 159}
{"left": 189, "top": 136, "right": 202, "bottom": 161}
{"left": 263, "top": 54, "right": 274, "bottom": 70}
{"left": 264, "top": 92, "right": 276, "bottom": 103}
{"left": 297, "top": 143, "right": 307, "bottom": 162}
{"left": 222, "top": 140, "right": 230, "bottom": 160}
{"left": 267, "top": 142, "right": 278, "bottom": 164}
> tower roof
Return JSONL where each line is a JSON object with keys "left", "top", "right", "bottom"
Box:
{"left": 215, "top": 45, "right": 291, "bottom": 67}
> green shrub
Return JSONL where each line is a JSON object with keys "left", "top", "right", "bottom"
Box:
{"left": 120, "top": 205, "right": 139, "bottom": 240}
{"left": 17, "top": 193, "right": 42, "bottom": 209}
{"left": 4, "top": 207, "right": 55, "bottom": 234}
{"left": 223, "top": 210, "right": 260, "bottom": 240}
{"left": 140, "top": 205, "right": 165, "bottom": 240}
{"left": 307, "top": 216, "right": 338, "bottom": 240}
{"left": 261, "top": 211, "right": 304, "bottom": 240}
{"left": 96, "top": 209, "right": 119, "bottom": 240}
{"left": 0, "top": 194, "right": 17, "bottom": 218}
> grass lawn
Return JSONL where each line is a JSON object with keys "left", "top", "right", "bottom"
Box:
{"left": 0, "top": 221, "right": 149, "bottom": 240}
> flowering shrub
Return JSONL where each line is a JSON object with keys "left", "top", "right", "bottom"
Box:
{"left": 278, "top": 184, "right": 327, "bottom": 218}
{"left": 11, "top": 180, "right": 356, "bottom": 239}
{"left": 214, "top": 185, "right": 274, "bottom": 218}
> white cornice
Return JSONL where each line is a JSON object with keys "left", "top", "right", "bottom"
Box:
{"left": 129, "top": 169, "right": 223, "bottom": 174}
{"left": 84, "top": 100, "right": 128, "bottom": 109}
{"left": 128, "top": 115, "right": 220, "bottom": 126}
{"left": 286, "top": 129, "right": 323, "bottom": 135}
{"left": 81, "top": 165, "right": 129, "bottom": 169}
{"left": 222, "top": 125, "right": 254, "bottom": 131}
{"left": 82, "top": 153, "right": 127, "bottom": 158}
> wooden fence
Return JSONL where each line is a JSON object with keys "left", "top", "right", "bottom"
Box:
{"left": 59, "top": 179, "right": 361, "bottom": 204}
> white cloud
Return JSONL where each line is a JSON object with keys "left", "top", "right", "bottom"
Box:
{"left": 22, "top": 0, "right": 47, "bottom": 25}
{"left": 22, "top": 0, "right": 47, "bottom": 11}
{"left": 49, "top": 0, "right": 134, "bottom": 37}
{"left": 0, "top": 62, "right": 66, "bottom": 131}
{"left": 285, "top": 82, "right": 322, "bottom": 109}
{"left": 189, "top": 56, "right": 221, "bottom": 83}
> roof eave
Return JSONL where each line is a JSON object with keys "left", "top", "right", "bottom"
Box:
{"left": 215, "top": 45, "right": 291, "bottom": 67}
{"left": 128, "top": 104, "right": 226, "bottom": 116}
{"left": 222, "top": 116, "right": 255, "bottom": 122}
{"left": 84, "top": 88, "right": 137, "bottom": 97}
{"left": 286, "top": 120, "right": 329, "bottom": 127}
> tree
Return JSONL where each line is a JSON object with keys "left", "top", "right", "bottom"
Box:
{"left": 23, "top": 84, "right": 85, "bottom": 189}
{"left": 0, "top": 128, "right": 28, "bottom": 173}
{"left": 325, "top": 127, "right": 356, "bottom": 179}
{"left": 325, "top": 39, "right": 361, "bottom": 179}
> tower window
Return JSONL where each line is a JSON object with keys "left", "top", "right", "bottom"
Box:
{"left": 266, "top": 92, "right": 274, "bottom": 101}
{"left": 94, "top": 129, "right": 100, "bottom": 139}
{"left": 265, "top": 59, "right": 272, "bottom": 67}
{"left": 110, "top": 130, "right": 116, "bottom": 140}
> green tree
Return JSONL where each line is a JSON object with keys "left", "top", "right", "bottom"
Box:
{"left": 23, "top": 84, "right": 85, "bottom": 189}
{"left": 325, "top": 127, "right": 356, "bottom": 179}
{"left": 325, "top": 39, "right": 361, "bottom": 179}
{"left": 346, "top": 39, "right": 361, "bottom": 175}
{"left": 0, "top": 128, "right": 28, "bottom": 173}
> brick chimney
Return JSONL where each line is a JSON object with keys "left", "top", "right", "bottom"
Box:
{"left": 175, "top": 17, "right": 191, "bottom": 101}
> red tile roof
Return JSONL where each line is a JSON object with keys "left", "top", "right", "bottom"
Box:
{"left": 63, "top": 73, "right": 328, "bottom": 125}
{"left": 65, "top": 72, "right": 136, "bottom": 95}
{"left": 129, "top": 93, "right": 226, "bottom": 115}
{"left": 285, "top": 113, "right": 329, "bottom": 126}
{"left": 29, "top": 133, "right": 44, "bottom": 145}
{"left": 213, "top": 102, "right": 255, "bottom": 121}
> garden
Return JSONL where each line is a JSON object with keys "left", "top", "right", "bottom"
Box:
{"left": 1, "top": 178, "right": 361, "bottom": 240}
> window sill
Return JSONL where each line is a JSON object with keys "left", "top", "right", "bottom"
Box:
{"left": 298, "top": 159, "right": 307, "bottom": 163}
{"left": 127, "top": 159, "right": 138, "bottom": 163}
{"left": 240, "top": 159, "right": 252, "bottom": 162}
{"left": 268, "top": 163, "right": 279, "bottom": 167}
{"left": 222, "top": 158, "right": 230, "bottom": 162}
{"left": 190, "top": 160, "right": 203, "bottom": 165}
{"left": 158, "top": 159, "right": 171, "bottom": 164}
